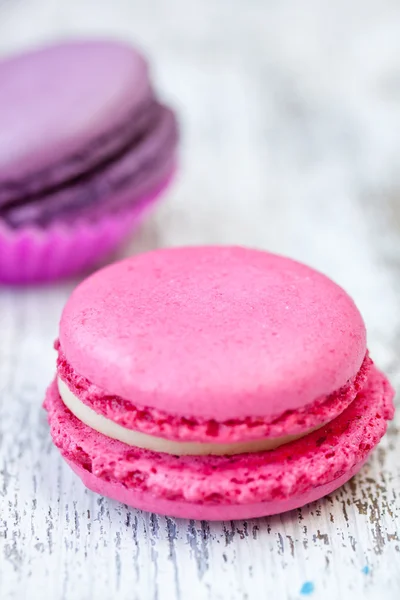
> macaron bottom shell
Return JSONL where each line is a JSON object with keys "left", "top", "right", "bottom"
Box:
{"left": 0, "top": 171, "right": 173, "bottom": 284}
{"left": 45, "top": 365, "right": 394, "bottom": 520}
{"left": 65, "top": 455, "right": 367, "bottom": 520}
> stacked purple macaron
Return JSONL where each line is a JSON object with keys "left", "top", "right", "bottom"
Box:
{"left": 0, "top": 40, "right": 178, "bottom": 283}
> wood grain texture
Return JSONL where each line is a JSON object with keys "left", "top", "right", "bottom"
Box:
{"left": 1, "top": 1, "right": 400, "bottom": 598}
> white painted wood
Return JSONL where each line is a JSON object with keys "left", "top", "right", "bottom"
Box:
{"left": 1, "top": 1, "right": 400, "bottom": 598}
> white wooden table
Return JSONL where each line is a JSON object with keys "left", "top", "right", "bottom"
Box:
{"left": 1, "top": 1, "right": 400, "bottom": 598}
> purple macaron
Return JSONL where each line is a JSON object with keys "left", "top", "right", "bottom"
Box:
{"left": 0, "top": 40, "right": 178, "bottom": 283}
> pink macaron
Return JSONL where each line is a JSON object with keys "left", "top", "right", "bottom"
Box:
{"left": 44, "top": 246, "right": 394, "bottom": 520}
{"left": 0, "top": 40, "right": 178, "bottom": 284}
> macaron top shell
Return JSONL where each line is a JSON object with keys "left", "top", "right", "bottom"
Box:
{"left": 60, "top": 247, "right": 367, "bottom": 422}
{"left": 0, "top": 40, "right": 150, "bottom": 183}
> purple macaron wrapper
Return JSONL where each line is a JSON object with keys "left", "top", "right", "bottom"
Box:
{"left": 0, "top": 171, "right": 174, "bottom": 284}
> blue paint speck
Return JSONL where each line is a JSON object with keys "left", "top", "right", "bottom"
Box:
{"left": 362, "top": 565, "right": 370, "bottom": 575}
{"left": 300, "top": 581, "right": 315, "bottom": 595}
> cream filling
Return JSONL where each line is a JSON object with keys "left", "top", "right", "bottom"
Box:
{"left": 58, "top": 377, "right": 321, "bottom": 456}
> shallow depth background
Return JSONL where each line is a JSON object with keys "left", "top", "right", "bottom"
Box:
{"left": 1, "top": 1, "right": 400, "bottom": 599}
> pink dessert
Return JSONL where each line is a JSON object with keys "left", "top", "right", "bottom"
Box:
{"left": 44, "top": 246, "right": 395, "bottom": 520}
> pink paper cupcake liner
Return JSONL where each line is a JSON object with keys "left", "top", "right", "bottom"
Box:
{"left": 0, "top": 173, "right": 174, "bottom": 285}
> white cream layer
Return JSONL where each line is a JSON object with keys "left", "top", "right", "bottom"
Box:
{"left": 58, "top": 377, "right": 319, "bottom": 456}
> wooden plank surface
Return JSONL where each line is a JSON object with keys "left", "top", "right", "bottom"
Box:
{"left": 1, "top": 1, "right": 400, "bottom": 598}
